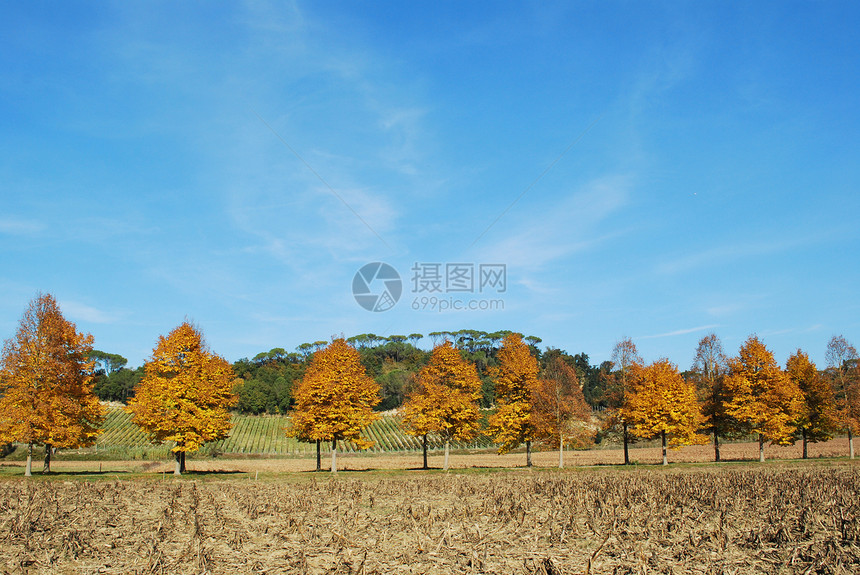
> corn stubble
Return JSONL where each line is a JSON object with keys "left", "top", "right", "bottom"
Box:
{"left": 0, "top": 467, "right": 858, "bottom": 574}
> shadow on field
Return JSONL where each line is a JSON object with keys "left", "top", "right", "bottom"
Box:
{"left": 178, "top": 470, "right": 245, "bottom": 475}
{"left": 301, "top": 468, "right": 379, "bottom": 473}
{"left": 28, "top": 470, "right": 133, "bottom": 476}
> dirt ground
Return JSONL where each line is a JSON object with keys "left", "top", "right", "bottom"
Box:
{"left": 1, "top": 463, "right": 858, "bottom": 574}
{"left": 16, "top": 436, "right": 853, "bottom": 475}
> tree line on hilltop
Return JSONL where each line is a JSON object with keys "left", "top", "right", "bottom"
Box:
{"left": 1, "top": 293, "right": 859, "bottom": 475}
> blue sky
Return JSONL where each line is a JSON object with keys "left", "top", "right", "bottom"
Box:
{"left": 1, "top": 1, "right": 858, "bottom": 369}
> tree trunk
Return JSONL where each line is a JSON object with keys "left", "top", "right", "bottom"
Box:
{"left": 558, "top": 433, "right": 564, "bottom": 469}
{"left": 623, "top": 422, "right": 630, "bottom": 465}
{"left": 180, "top": 451, "right": 186, "bottom": 473}
{"left": 43, "top": 443, "right": 52, "bottom": 473}
{"left": 174, "top": 451, "right": 182, "bottom": 475}
{"left": 316, "top": 440, "right": 321, "bottom": 472}
{"left": 443, "top": 439, "right": 450, "bottom": 472}
{"left": 714, "top": 432, "right": 721, "bottom": 462}
{"left": 802, "top": 428, "right": 808, "bottom": 459}
{"left": 759, "top": 433, "right": 765, "bottom": 463}
{"left": 850, "top": 428, "right": 855, "bottom": 460}
{"left": 331, "top": 439, "right": 337, "bottom": 474}
{"left": 526, "top": 440, "right": 532, "bottom": 468}
{"left": 25, "top": 443, "right": 32, "bottom": 477}
{"left": 662, "top": 431, "right": 668, "bottom": 466}
{"left": 422, "top": 434, "right": 428, "bottom": 470}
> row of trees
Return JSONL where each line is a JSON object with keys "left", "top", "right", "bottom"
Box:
{"left": 601, "top": 334, "right": 860, "bottom": 466}
{"left": 287, "top": 332, "right": 860, "bottom": 472}
{"left": 288, "top": 333, "right": 591, "bottom": 472}
{"left": 2, "top": 293, "right": 859, "bottom": 475}
{"left": 0, "top": 294, "right": 237, "bottom": 476}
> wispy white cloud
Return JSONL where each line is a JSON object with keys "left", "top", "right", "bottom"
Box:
{"left": 759, "top": 324, "right": 824, "bottom": 338}
{"left": 0, "top": 217, "right": 45, "bottom": 236}
{"left": 59, "top": 300, "right": 120, "bottom": 324}
{"left": 470, "top": 174, "right": 631, "bottom": 269}
{"left": 640, "top": 324, "right": 721, "bottom": 340}
{"left": 656, "top": 233, "right": 833, "bottom": 275}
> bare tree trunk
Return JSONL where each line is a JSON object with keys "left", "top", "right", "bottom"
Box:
{"left": 850, "top": 428, "right": 855, "bottom": 460}
{"left": 662, "top": 431, "right": 668, "bottom": 466}
{"left": 443, "top": 439, "right": 450, "bottom": 471}
{"left": 802, "top": 428, "right": 808, "bottom": 459}
{"left": 526, "top": 440, "right": 532, "bottom": 468}
{"left": 759, "top": 433, "right": 765, "bottom": 463}
{"left": 422, "top": 434, "right": 428, "bottom": 470}
{"left": 316, "top": 440, "right": 321, "bottom": 472}
{"left": 714, "top": 432, "right": 721, "bottom": 462}
{"left": 558, "top": 433, "right": 564, "bottom": 469}
{"left": 43, "top": 443, "right": 52, "bottom": 473}
{"left": 331, "top": 439, "right": 337, "bottom": 474}
{"left": 180, "top": 451, "right": 186, "bottom": 473}
{"left": 25, "top": 443, "right": 32, "bottom": 477}
{"left": 174, "top": 451, "right": 182, "bottom": 475}
{"left": 623, "top": 422, "right": 630, "bottom": 465}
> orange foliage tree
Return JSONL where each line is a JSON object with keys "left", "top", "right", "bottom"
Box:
{"left": 287, "top": 338, "right": 380, "bottom": 473}
{"left": 623, "top": 359, "right": 706, "bottom": 465}
{"left": 0, "top": 293, "right": 104, "bottom": 476}
{"left": 487, "top": 333, "right": 541, "bottom": 466}
{"left": 401, "top": 341, "right": 482, "bottom": 470}
{"left": 531, "top": 355, "right": 592, "bottom": 468}
{"left": 787, "top": 349, "right": 837, "bottom": 459}
{"left": 724, "top": 335, "right": 804, "bottom": 462}
{"left": 127, "top": 322, "right": 237, "bottom": 475}
{"left": 826, "top": 335, "right": 860, "bottom": 458}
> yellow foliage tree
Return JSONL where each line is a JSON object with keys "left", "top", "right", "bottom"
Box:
{"left": 724, "top": 335, "right": 804, "bottom": 462}
{"left": 487, "top": 333, "right": 540, "bottom": 466}
{"left": 126, "top": 322, "right": 237, "bottom": 475}
{"left": 623, "top": 359, "right": 706, "bottom": 465}
{"left": 531, "top": 355, "right": 592, "bottom": 468}
{"left": 0, "top": 293, "right": 105, "bottom": 476}
{"left": 402, "top": 341, "right": 482, "bottom": 471}
{"left": 288, "top": 338, "right": 380, "bottom": 473}
{"left": 787, "top": 349, "right": 837, "bottom": 459}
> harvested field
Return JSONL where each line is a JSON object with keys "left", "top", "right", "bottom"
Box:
{"left": 1, "top": 464, "right": 859, "bottom": 574}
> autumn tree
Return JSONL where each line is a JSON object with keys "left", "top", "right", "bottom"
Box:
{"left": 623, "top": 359, "right": 706, "bottom": 465}
{"left": 826, "top": 335, "right": 860, "bottom": 459}
{"left": 724, "top": 335, "right": 804, "bottom": 462}
{"left": 287, "top": 338, "right": 380, "bottom": 473}
{"left": 531, "top": 355, "right": 592, "bottom": 468}
{"left": 126, "top": 322, "right": 237, "bottom": 475}
{"left": 691, "top": 333, "right": 735, "bottom": 462}
{"left": 603, "top": 337, "right": 643, "bottom": 465}
{"left": 487, "top": 333, "right": 541, "bottom": 466}
{"left": 401, "top": 341, "right": 482, "bottom": 470}
{"left": 787, "top": 349, "right": 836, "bottom": 459}
{"left": 0, "top": 293, "right": 105, "bottom": 476}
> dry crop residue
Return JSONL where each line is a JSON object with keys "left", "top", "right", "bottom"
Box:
{"left": 1, "top": 466, "right": 859, "bottom": 574}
